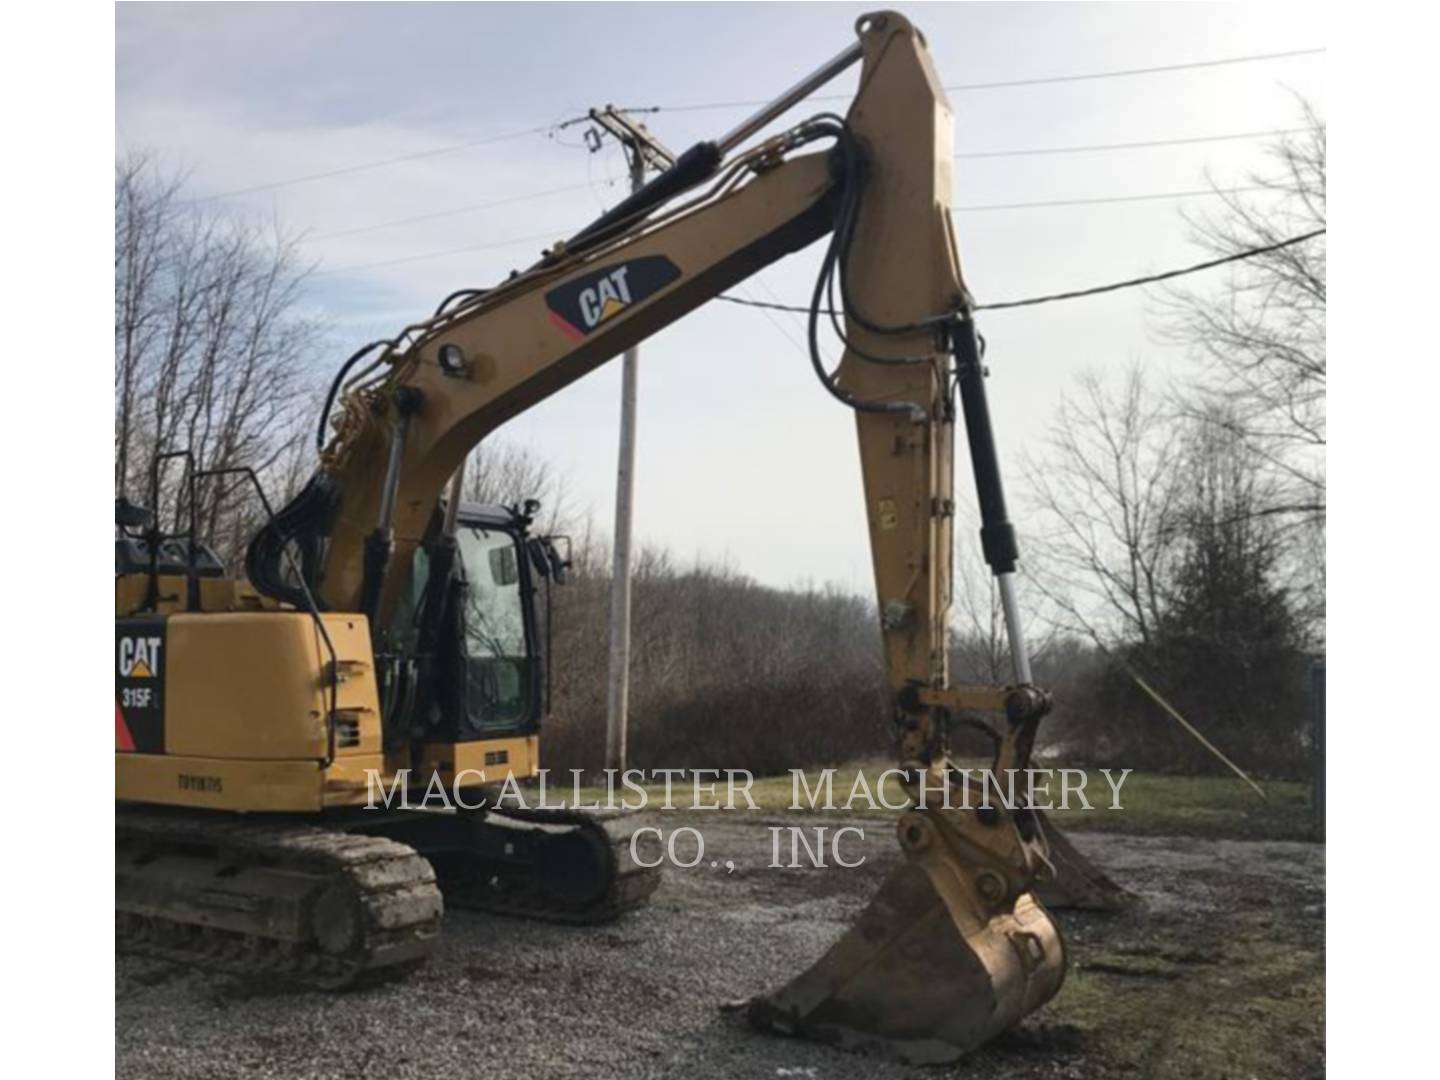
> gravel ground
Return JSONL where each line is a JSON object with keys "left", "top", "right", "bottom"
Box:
{"left": 116, "top": 813, "right": 1325, "bottom": 1079}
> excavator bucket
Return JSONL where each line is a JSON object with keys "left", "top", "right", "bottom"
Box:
{"left": 1033, "top": 814, "right": 1136, "bottom": 912}
{"left": 747, "top": 811, "right": 1066, "bottom": 1065}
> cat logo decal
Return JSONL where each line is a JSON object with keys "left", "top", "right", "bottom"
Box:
{"left": 545, "top": 256, "right": 681, "bottom": 341}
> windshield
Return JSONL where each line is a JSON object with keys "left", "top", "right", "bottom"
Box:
{"left": 386, "top": 524, "right": 536, "bottom": 734}
{"left": 455, "top": 524, "right": 533, "bottom": 730}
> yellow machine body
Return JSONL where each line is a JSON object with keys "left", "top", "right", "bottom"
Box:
{"left": 115, "top": 604, "right": 537, "bottom": 812}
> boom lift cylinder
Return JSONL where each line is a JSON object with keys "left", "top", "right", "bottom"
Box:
{"left": 952, "top": 316, "right": 1032, "bottom": 684}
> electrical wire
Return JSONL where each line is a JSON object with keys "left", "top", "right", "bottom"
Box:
{"left": 954, "top": 185, "right": 1266, "bottom": 213}
{"left": 308, "top": 179, "right": 618, "bottom": 241}
{"left": 716, "top": 228, "right": 1326, "bottom": 315}
{"left": 639, "top": 46, "right": 1325, "bottom": 114}
{"left": 310, "top": 226, "right": 582, "bottom": 277}
{"left": 187, "top": 118, "right": 587, "bottom": 203}
{"left": 293, "top": 130, "right": 1289, "bottom": 244}
{"left": 312, "top": 183, "right": 1288, "bottom": 279}
{"left": 955, "top": 127, "right": 1306, "bottom": 160}
{"left": 311, "top": 120, "right": 806, "bottom": 446}
{"left": 972, "top": 228, "right": 1326, "bottom": 311}
{"left": 177, "top": 46, "right": 1321, "bottom": 204}
{"left": 308, "top": 122, "right": 1320, "bottom": 429}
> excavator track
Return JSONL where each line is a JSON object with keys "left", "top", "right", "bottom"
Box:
{"left": 448, "top": 807, "right": 662, "bottom": 923}
{"left": 116, "top": 807, "right": 443, "bottom": 989}
{"left": 366, "top": 807, "right": 662, "bottom": 925}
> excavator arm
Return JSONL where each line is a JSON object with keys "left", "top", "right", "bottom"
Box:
{"left": 249, "top": 10, "right": 1063, "bottom": 1062}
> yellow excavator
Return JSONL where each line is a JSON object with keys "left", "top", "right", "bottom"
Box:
{"left": 117, "top": 11, "right": 1076, "bottom": 1063}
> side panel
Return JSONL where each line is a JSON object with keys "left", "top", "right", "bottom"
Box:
{"left": 116, "top": 754, "right": 325, "bottom": 812}
{"left": 164, "top": 612, "right": 332, "bottom": 759}
{"left": 115, "top": 608, "right": 541, "bottom": 812}
{"left": 114, "top": 738, "right": 538, "bottom": 812}
{"left": 118, "top": 611, "right": 381, "bottom": 764}
{"left": 322, "top": 614, "right": 385, "bottom": 757}
{"left": 418, "top": 735, "right": 540, "bottom": 792}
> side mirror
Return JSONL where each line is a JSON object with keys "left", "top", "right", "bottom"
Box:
{"left": 543, "top": 536, "right": 571, "bottom": 584}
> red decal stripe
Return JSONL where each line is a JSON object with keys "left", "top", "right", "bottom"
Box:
{"left": 547, "top": 309, "right": 586, "bottom": 343}
{"left": 116, "top": 701, "right": 136, "bottom": 752}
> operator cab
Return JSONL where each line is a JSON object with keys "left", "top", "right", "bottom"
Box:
{"left": 389, "top": 501, "right": 565, "bottom": 742}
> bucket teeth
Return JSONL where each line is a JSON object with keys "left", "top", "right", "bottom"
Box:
{"left": 1032, "top": 811, "right": 1135, "bottom": 912}
{"left": 748, "top": 813, "right": 1066, "bottom": 1064}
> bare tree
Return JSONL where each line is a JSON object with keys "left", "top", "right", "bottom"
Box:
{"left": 115, "top": 154, "right": 322, "bottom": 564}
{"left": 949, "top": 509, "right": 1058, "bottom": 686}
{"left": 115, "top": 155, "right": 178, "bottom": 494}
{"left": 464, "top": 439, "right": 575, "bottom": 536}
{"left": 1023, "top": 365, "right": 1310, "bottom": 774}
{"left": 1023, "top": 365, "right": 1187, "bottom": 652}
{"left": 1163, "top": 104, "right": 1326, "bottom": 634}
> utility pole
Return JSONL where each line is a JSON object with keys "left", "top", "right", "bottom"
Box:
{"left": 584, "top": 107, "right": 674, "bottom": 775}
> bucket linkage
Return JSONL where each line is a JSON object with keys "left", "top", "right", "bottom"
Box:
{"left": 747, "top": 684, "right": 1069, "bottom": 1064}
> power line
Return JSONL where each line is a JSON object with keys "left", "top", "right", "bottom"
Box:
{"left": 976, "top": 228, "right": 1325, "bottom": 310}
{"left": 308, "top": 178, "right": 620, "bottom": 241}
{"left": 182, "top": 45, "right": 1321, "bottom": 204}
{"left": 309, "top": 185, "right": 1294, "bottom": 277}
{"left": 740, "top": 275, "right": 811, "bottom": 355}
{"left": 945, "top": 45, "right": 1323, "bottom": 92}
{"left": 188, "top": 120, "right": 577, "bottom": 203}
{"left": 311, "top": 225, "right": 578, "bottom": 277}
{"left": 644, "top": 46, "right": 1325, "bottom": 114}
{"left": 955, "top": 127, "right": 1306, "bottom": 160}
{"left": 300, "top": 131, "right": 1295, "bottom": 244}
{"left": 713, "top": 228, "right": 1325, "bottom": 315}
{"left": 953, "top": 184, "right": 1266, "bottom": 213}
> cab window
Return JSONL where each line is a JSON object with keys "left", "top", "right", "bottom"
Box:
{"left": 456, "top": 525, "right": 533, "bottom": 728}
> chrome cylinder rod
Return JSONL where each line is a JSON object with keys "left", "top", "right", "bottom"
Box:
{"left": 376, "top": 417, "right": 410, "bottom": 534}
{"left": 716, "top": 40, "right": 864, "bottom": 154}
{"left": 996, "top": 572, "right": 1033, "bottom": 686}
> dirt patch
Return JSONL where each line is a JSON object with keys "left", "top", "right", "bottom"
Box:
{"left": 116, "top": 814, "right": 1324, "bottom": 1079}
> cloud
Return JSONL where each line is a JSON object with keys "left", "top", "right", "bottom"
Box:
{"left": 115, "top": 2, "right": 1324, "bottom": 589}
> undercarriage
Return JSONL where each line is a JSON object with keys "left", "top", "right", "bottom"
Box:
{"left": 116, "top": 803, "right": 660, "bottom": 988}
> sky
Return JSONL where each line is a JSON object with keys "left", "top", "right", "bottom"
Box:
{"left": 115, "top": 1, "right": 1326, "bottom": 593}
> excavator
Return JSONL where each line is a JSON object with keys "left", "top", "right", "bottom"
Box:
{"left": 116, "top": 10, "right": 1088, "bottom": 1064}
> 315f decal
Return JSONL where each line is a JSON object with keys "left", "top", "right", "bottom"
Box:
{"left": 116, "top": 617, "right": 166, "bottom": 753}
